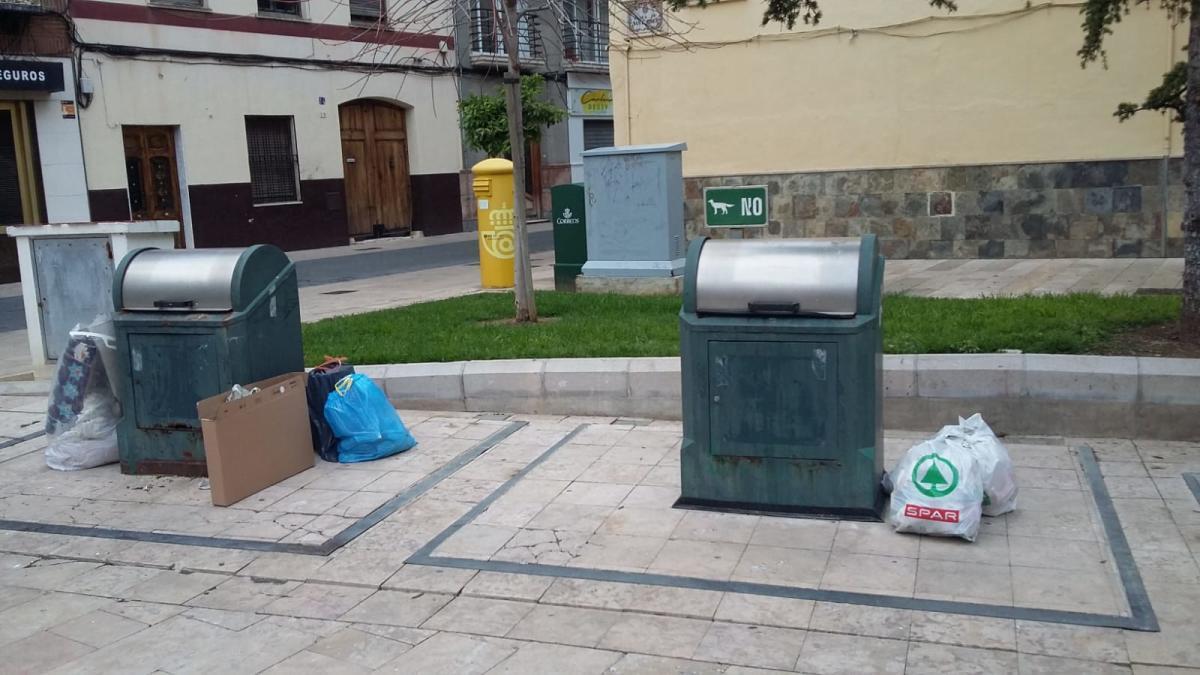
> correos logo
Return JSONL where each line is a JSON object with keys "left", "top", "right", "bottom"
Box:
{"left": 555, "top": 207, "right": 580, "bottom": 225}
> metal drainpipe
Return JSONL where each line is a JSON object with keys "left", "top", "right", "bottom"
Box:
{"left": 624, "top": 44, "right": 633, "bottom": 145}
{"left": 1163, "top": 22, "right": 1177, "bottom": 258}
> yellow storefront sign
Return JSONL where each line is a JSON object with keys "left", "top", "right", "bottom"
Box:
{"left": 579, "top": 89, "right": 612, "bottom": 115}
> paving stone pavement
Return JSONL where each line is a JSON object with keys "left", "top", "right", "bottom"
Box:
{"left": 0, "top": 409, "right": 1195, "bottom": 673}
{"left": 298, "top": 250, "right": 557, "bottom": 323}
{"left": 883, "top": 257, "right": 1183, "bottom": 298}
{"left": 298, "top": 255, "right": 1183, "bottom": 323}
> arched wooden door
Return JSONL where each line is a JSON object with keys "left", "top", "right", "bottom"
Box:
{"left": 339, "top": 100, "right": 413, "bottom": 238}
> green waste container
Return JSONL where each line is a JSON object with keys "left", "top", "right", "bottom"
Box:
{"left": 111, "top": 245, "right": 303, "bottom": 476}
{"left": 677, "top": 235, "right": 885, "bottom": 519}
{"left": 550, "top": 183, "right": 587, "bottom": 291}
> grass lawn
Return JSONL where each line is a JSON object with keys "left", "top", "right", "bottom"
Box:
{"left": 301, "top": 291, "right": 1180, "bottom": 365}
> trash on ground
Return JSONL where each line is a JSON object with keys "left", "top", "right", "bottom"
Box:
{"left": 198, "top": 373, "right": 313, "bottom": 507}
{"left": 887, "top": 429, "right": 985, "bottom": 542}
{"left": 947, "top": 413, "right": 1018, "bottom": 516}
{"left": 225, "top": 384, "right": 261, "bottom": 402}
{"left": 45, "top": 318, "right": 122, "bottom": 471}
{"left": 886, "top": 413, "right": 1018, "bottom": 542}
{"left": 306, "top": 356, "right": 355, "bottom": 462}
{"left": 324, "top": 372, "right": 416, "bottom": 463}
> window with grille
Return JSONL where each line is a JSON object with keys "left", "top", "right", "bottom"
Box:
{"left": 583, "top": 119, "right": 614, "bottom": 151}
{"left": 350, "top": 0, "right": 384, "bottom": 22}
{"left": 258, "top": 0, "right": 302, "bottom": 17}
{"left": 470, "top": 0, "right": 540, "bottom": 59}
{"left": 565, "top": 0, "right": 608, "bottom": 64}
{"left": 245, "top": 116, "right": 300, "bottom": 205}
{"left": 150, "top": 0, "right": 204, "bottom": 9}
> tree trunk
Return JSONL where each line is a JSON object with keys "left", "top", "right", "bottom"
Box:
{"left": 500, "top": 0, "right": 538, "bottom": 323}
{"left": 1183, "top": 1, "right": 1200, "bottom": 339}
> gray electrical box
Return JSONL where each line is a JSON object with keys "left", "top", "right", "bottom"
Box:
{"left": 581, "top": 142, "right": 687, "bottom": 278}
{"left": 32, "top": 237, "right": 113, "bottom": 361}
{"left": 677, "top": 235, "right": 885, "bottom": 519}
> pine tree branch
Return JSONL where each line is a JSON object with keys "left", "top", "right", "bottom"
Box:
{"left": 1115, "top": 61, "right": 1187, "bottom": 122}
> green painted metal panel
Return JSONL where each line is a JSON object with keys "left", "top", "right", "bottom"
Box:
{"left": 129, "top": 332, "right": 224, "bottom": 430}
{"left": 551, "top": 183, "right": 587, "bottom": 291}
{"left": 708, "top": 340, "right": 837, "bottom": 459}
{"left": 678, "top": 235, "right": 885, "bottom": 519}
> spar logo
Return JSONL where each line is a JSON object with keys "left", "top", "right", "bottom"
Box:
{"left": 903, "top": 504, "right": 960, "bottom": 522}
{"left": 911, "top": 452, "right": 959, "bottom": 498}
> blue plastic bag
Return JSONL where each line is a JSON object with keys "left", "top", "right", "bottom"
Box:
{"left": 323, "top": 373, "right": 417, "bottom": 463}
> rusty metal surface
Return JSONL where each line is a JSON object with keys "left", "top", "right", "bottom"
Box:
{"left": 121, "top": 458, "right": 208, "bottom": 477}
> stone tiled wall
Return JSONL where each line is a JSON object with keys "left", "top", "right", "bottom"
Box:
{"left": 683, "top": 159, "right": 1183, "bottom": 258}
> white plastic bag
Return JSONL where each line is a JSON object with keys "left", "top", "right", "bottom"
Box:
{"left": 225, "top": 384, "right": 260, "bottom": 402}
{"left": 887, "top": 436, "right": 985, "bottom": 541}
{"left": 945, "top": 414, "right": 1018, "bottom": 516}
{"left": 44, "top": 316, "right": 122, "bottom": 471}
{"left": 45, "top": 391, "right": 120, "bottom": 471}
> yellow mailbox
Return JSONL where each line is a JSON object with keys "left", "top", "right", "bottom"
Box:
{"left": 471, "top": 158, "right": 516, "bottom": 288}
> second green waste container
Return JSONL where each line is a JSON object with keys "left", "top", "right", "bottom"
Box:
{"left": 550, "top": 183, "right": 587, "bottom": 291}
{"left": 677, "top": 235, "right": 885, "bottom": 519}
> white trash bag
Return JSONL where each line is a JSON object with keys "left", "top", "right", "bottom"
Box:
{"left": 44, "top": 317, "right": 122, "bottom": 471}
{"left": 945, "top": 413, "right": 1018, "bottom": 517}
{"left": 887, "top": 435, "right": 985, "bottom": 541}
{"left": 45, "top": 391, "right": 120, "bottom": 471}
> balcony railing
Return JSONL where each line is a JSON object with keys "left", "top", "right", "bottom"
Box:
{"left": 470, "top": 5, "right": 543, "bottom": 61}
{"left": 564, "top": 17, "right": 608, "bottom": 65}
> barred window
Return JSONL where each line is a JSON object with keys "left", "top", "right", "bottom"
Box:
{"left": 350, "top": 0, "right": 384, "bottom": 22}
{"left": 151, "top": 0, "right": 204, "bottom": 9}
{"left": 565, "top": 0, "right": 608, "bottom": 64}
{"left": 258, "top": 0, "right": 302, "bottom": 16}
{"left": 583, "top": 119, "right": 614, "bottom": 151}
{"left": 245, "top": 116, "right": 300, "bottom": 205}
{"left": 471, "top": 0, "right": 539, "bottom": 59}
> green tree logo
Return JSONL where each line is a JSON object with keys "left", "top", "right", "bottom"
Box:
{"left": 911, "top": 453, "right": 959, "bottom": 498}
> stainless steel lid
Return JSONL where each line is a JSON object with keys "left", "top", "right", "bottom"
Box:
{"left": 119, "top": 248, "right": 246, "bottom": 312}
{"left": 694, "top": 238, "right": 861, "bottom": 317}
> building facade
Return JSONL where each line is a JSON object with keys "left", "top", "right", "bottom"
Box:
{"left": 455, "top": 0, "right": 612, "bottom": 228}
{"left": 0, "top": 0, "right": 90, "bottom": 280}
{"left": 612, "top": 0, "right": 1185, "bottom": 259}
{"left": 68, "top": 0, "right": 464, "bottom": 250}
{"left": 0, "top": 0, "right": 612, "bottom": 263}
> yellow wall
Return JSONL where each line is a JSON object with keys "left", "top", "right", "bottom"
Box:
{"left": 611, "top": 0, "right": 1182, "bottom": 176}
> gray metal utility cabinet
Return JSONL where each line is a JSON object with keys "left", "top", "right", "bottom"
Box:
{"left": 112, "top": 245, "right": 303, "bottom": 476}
{"left": 581, "top": 142, "right": 686, "bottom": 278}
{"left": 678, "top": 235, "right": 885, "bottom": 519}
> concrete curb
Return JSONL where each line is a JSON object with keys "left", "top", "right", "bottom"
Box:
{"left": 373, "top": 355, "right": 1200, "bottom": 440}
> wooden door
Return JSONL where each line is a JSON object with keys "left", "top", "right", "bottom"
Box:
{"left": 526, "top": 140, "right": 542, "bottom": 216}
{"left": 339, "top": 101, "right": 413, "bottom": 238}
{"left": 123, "top": 126, "right": 183, "bottom": 247}
{"left": 0, "top": 101, "right": 41, "bottom": 226}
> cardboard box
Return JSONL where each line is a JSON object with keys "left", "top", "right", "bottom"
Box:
{"left": 197, "top": 372, "right": 314, "bottom": 507}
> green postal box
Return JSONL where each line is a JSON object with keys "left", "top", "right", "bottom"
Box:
{"left": 678, "top": 235, "right": 885, "bottom": 519}
{"left": 550, "top": 183, "right": 587, "bottom": 292}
